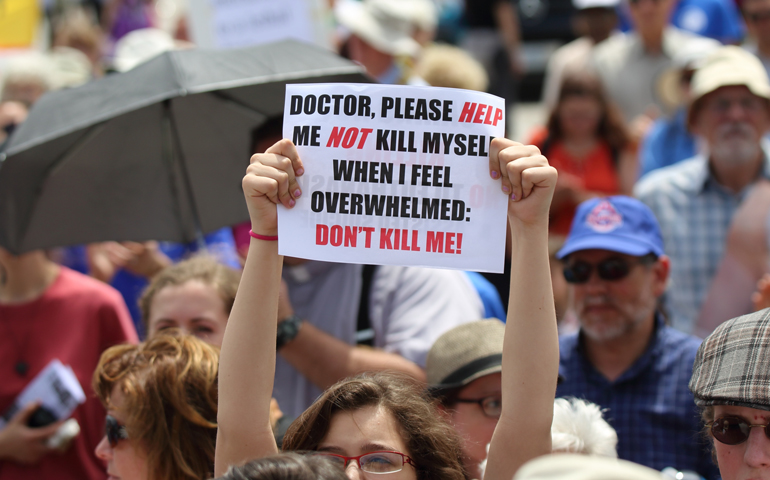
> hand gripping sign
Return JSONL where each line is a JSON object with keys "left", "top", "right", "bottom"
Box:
{"left": 278, "top": 84, "right": 507, "bottom": 273}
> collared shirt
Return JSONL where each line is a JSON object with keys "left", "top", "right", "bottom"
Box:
{"left": 591, "top": 28, "right": 720, "bottom": 121}
{"left": 635, "top": 146, "right": 770, "bottom": 333}
{"left": 556, "top": 316, "right": 718, "bottom": 479}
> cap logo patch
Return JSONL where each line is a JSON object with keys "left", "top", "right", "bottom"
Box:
{"left": 586, "top": 200, "right": 623, "bottom": 233}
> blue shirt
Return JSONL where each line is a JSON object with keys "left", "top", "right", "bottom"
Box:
{"left": 618, "top": 0, "right": 744, "bottom": 43}
{"left": 639, "top": 109, "right": 696, "bottom": 178}
{"left": 556, "top": 316, "right": 718, "bottom": 479}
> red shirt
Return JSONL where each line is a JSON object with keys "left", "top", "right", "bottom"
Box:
{"left": 529, "top": 127, "right": 621, "bottom": 235}
{"left": 0, "top": 267, "right": 138, "bottom": 480}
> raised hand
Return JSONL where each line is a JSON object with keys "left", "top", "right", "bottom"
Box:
{"left": 242, "top": 139, "right": 305, "bottom": 237}
{"left": 489, "top": 137, "right": 557, "bottom": 227}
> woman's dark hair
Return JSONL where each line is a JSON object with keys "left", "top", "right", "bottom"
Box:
{"left": 282, "top": 372, "right": 468, "bottom": 480}
{"left": 544, "top": 70, "right": 630, "bottom": 156}
{"left": 217, "top": 453, "right": 346, "bottom": 480}
{"left": 700, "top": 406, "right": 718, "bottom": 463}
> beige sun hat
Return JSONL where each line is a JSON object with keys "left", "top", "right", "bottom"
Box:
{"left": 655, "top": 37, "right": 718, "bottom": 112}
{"left": 514, "top": 454, "right": 665, "bottom": 480}
{"left": 335, "top": 0, "right": 422, "bottom": 57}
{"left": 688, "top": 45, "right": 770, "bottom": 125}
{"left": 426, "top": 319, "right": 505, "bottom": 395}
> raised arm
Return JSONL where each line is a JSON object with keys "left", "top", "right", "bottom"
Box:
{"left": 484, "top": 138, "right": 560, "bottom": 480}
{"left": 215, "top": 139, "right": 304, "bottom": 476}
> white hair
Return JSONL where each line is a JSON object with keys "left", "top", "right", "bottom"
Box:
{"left": 551, "top": 397, "right": 618, "bottom": 457}
{"left": 478, "top": 398, "right": 617, "bottom": 479}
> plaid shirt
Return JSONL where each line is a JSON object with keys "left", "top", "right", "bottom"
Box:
{"left": 635, "top": 148, "right": 770, "bottom": 334}
{"left": 557, "top": 315, "right": 719, "bottom": 479}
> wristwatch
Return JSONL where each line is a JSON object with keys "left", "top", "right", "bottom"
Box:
{"left": 276, "top": 314, "right": 303, "bottom": 350}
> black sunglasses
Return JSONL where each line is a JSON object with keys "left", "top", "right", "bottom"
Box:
{"left": 563, "top": 256, "right": 656, "bottom": 284}
{"left": 710, "top": 416, "right": 770, "bottom": 445}
{"left": 105, "top": 414, "right": 129, "bottom": 447}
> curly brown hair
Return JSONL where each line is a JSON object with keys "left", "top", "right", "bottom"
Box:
{"left": 282, "top": 372, "right": 468, "bottom": 480}
{"left": 93, "top": 331, "right": 219, "bottom": 480}
{"left": 139, "top": 255, "right": 241, "bottom": 330}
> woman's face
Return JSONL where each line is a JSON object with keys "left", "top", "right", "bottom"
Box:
{"left": 95, "top": 389, "right": 149, "bottom": 480}
{"left": 147, "top": 280, "right": 228, "bottom": 347}
{"left": 446, "top": 373, "right": 501, "bottom": 479}
{"left": 557, "top": 95, "right": 603, "bottom": 139}
{"left": 317, "top": 405, "right": 418, "bottom": 480}
{"left": 712, "top": 405, "right": 770, "bottom": 480}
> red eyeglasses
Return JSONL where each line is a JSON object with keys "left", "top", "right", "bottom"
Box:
{"left": 315, "top": 451, "right": 415, "bottom": 474}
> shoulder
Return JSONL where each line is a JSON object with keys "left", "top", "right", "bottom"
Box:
{"left": 592, "top": 32, "right": 634, "bottom": 68}
{"left": 52, "top": 267, "right": 126, "bottom": 307}
{"left": 635, "top": 156, "right": 706, "bottom": 200}
{"left": 654, "top": 325, "right": 703, "bottom": 370}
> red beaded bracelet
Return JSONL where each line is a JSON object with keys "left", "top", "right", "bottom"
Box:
{"left": 249, "top": 230, "right": 278, "bottom": 241}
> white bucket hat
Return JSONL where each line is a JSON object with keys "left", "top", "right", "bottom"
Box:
{"left": 335, "top": 0, "right": 423, "bottom": 57}
{"left": 688, "top": 45, "right": 770, "bottom": 125}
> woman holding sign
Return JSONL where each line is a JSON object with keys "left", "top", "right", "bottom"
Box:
{"left": 214, "top": 138, "right": 559, "bottom": 480}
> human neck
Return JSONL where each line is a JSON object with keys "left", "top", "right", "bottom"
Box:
{"left": 0, "top": 251, "right": 60, "bottom": 304}
{"left": 710, "top": 152, "right": 764, "bottom": 193}
{"left": 562, "top": 135, "right": 598, "bottom": 158}
{"left": 582, "top": 315, "right": 656, "bottom": 382}
{"left": 639, "top": 27, "right": 664, "bottom": 55}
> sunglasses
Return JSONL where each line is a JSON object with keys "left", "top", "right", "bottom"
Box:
{"left": 563, "top": 256, "right": 656, "bottom": 284}
{"left": 105, "top": 414, "right": 129, "bottom": 448}
{"left": 316, "top": 451, "right": 415, "bottom": 474}
{"left": 710, "top": 416, "right": 770, "bottom": 445}
{"left": 453, "top": 396, "right": 502, "bottom": 418}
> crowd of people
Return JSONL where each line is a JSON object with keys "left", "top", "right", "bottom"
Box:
{"left": 2, "top": 0, "right": 770, "bottom": 479}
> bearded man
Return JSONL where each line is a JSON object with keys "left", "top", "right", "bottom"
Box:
{"left": 636, "top": 46, "right": 770, "bottom": 334}
{"left": 555, "top": 196, "right": 718, "bottom": 479}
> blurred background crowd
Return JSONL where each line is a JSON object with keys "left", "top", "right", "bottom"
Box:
{"left": 2, "top": 0, "right": 770, "bottom": 478}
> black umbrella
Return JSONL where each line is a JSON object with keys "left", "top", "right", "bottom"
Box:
{"left": 0, "top": 39, "right": 372, "bottom": 254}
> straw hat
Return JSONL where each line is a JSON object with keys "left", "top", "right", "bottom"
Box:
{"left": 688, "top": 46, "right": 770, "bottom": 125}
{"left": 426, "top": 319, "right": 505, "bottom": 395}
{"left": 655, "top": 38, "right": 718, "bottom": 111}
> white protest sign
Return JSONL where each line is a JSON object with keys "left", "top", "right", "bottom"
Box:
{"left": 278, "top": 84, "right": 508, "bottom": 273}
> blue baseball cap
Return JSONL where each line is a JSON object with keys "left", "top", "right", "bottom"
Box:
{"left": 556, "top": 196, "right": 665, "bottom": 259}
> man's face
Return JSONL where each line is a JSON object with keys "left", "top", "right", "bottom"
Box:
{"left": 566, "top": 250, "right": 668, "bottom": 342}
{"left": 743, "top": 0, "right": 770, "bottom": 45}
{"left": 627, "top": 0, "right": 675, "bottom": 35}
{"left": 712, "top": 405, "right": 770, "bottom": 480}
{"left": 692, "top": 86, "right": 770, "bottom": 165}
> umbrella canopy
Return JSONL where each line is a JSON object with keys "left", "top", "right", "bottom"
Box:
{"left": 0, "top": 39, "right": 372, "bottom": 254}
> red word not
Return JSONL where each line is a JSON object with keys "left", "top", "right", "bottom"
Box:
{"left": 326, "top": 127, "right": 374, "bottom": 149}
{"left": 457, "top": 102, "right": 503, "bottom": 126}
{"left": 316, "top": 224, "right": 375, "bottom": 248}
{"left": 379, "top": 229, "right": 421, "bottom": 251}
{"left": 426, "top": 231, "right": 463, "bottom": 254}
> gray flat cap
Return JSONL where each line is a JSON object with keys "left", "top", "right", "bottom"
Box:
{"left": 689, "top": 308, "right": 770, "bottom": 411}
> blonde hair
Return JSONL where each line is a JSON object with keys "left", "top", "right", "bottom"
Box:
{"left": 417, "top": 44, "right": 488, "bottom": 92}
{"left": 139, "top": 255, "right": 241, "bottom": 329}
{"left": 551, "top": 398, "right": 618, "bottom": 457}
{"left": 93, "top": 332, "right": 219, "bottom": 480}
